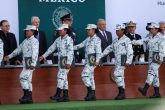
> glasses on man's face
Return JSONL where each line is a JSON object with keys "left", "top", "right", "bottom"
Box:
{"left": 3, "top": 25, "right": 10, "bottom": 27}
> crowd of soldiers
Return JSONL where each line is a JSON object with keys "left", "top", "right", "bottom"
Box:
{"left": 0, "top": 13, "right": 165, "bottom": 104}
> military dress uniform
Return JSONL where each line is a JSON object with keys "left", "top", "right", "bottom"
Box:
{"left": 74, "top": 24, "right": 102, "bottom": 101}
{"left": 132, "top": 23, "right": 165, "bottom": 98}
{"left": 126, "top": 21, "right": 144, "bottom": 62}
{"left": 7, "top": 25, "right": 39, "bottom": 104}
{"left": 100, "top": 24, "right": 133, "bottom": 100}
{"left": 42, "top": 24, "right": 74, "bottom": 102}
{"left": 125, "top": 33, "right": 144, "bottom": 61}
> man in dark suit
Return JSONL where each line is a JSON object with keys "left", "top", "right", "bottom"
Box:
{"left": 96, "top": 19, "right": 113, "bottom": 63}
{"left": 0, "top": 20, "right": 19, "bottom": 65}
{"left": 31, "top": 16, "right": 47, "bottom": 63}
{"left": 126, "top": 21, "right": 144, "bottom": 62}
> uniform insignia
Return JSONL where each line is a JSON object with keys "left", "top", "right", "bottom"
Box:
{"left": 88, "top": 53, "right": 96, "bottom": 66}
{"left": 152, "top": 52, "right": 160, "bottom": 63}
{"left": 25, "top": 57, "right": 32, "bottom": 69}
{"left": 121, "top": 43, "right": 125, "bottom": 46}
{"left": 60, "top": 56, "right": 67, "bottom": 69}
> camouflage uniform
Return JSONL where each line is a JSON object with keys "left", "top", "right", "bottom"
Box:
{"left": 0, "top": 39, "right": 4, "bottom": 65}
{"left": 43, "top": 34, "right": 74, "bottom": 90}
{"left": 8, "top": 35, "right": 39, "bottom": 91}
{"left": 74, "top": 34, "right": 102, "bottom": 90}
{"left": 101, "top": 35, "right": 133, "bottom": 88}
{"left": 132, "top": 23, "right": 165, "bottom": 98}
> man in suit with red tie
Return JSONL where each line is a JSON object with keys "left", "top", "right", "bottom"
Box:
{"left": 96, "top": 19, "right": 113, "bottom": 63}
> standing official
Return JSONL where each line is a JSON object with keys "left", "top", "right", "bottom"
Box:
{"left": 74, "top": 24, "right": 102, "bottom": 101}
{"left": 96, "top": 19, "right": 113, "bottom": 62}
{"left": 39, "top": 24, "right": 74, "bottom": 102}
{"left": 4, "top": 25, "right": 39, "bottom": 104}
{"left": 159, "top": 21, "right": 165, "bottom": 40}
{"left": 0, "top": 20, "right": 19, "bottom": 65}
{"left": 31, "top": 16, "right": 47, "bottom": 61}
{"left": 126, "top": 21, "right": 144, "bottom": 62}
{"left": 98, "top": 24, "right": 133, "bottom": 100}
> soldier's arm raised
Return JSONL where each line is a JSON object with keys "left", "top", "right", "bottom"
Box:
{"left": 158, "top": 39, "right": 165, "bottom": 63}
{"left": 0, "top": 39, "right": 4, "bottom": 63}
{"left": 101, "top": 44, "right": 113, "bottom": 59}
{"left": 95, "top": 39, "right": 102, "bottom": 63}
{"left": 126, "top": 39, "right": 133, "bottom": 65}
{"left": 42, "top": 40, "right": 57, "bottom": 59}
{"left": 31, "top": 40, "right": 39, "bottom": 67}
{"left": 66, "top": 38, "right": 74, "bottom": 66}
{"left": 8, "top": 42, "right": 23, "bottom": 59}
{"left": 74, "top": 39, "right": 86, "bottom": 50}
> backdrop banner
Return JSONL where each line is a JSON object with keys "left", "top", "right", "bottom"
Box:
{"left": 18, "top": 0, "right": 105, "bottom": 45}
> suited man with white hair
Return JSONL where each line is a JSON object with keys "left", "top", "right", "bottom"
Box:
{"left": 31, "top": 16, "right": 47, "bottom": 61}
{"left": 96, "top": 19, "right": 113, "bottom": 62}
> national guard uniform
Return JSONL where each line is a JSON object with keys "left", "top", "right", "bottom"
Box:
{"left": 100, "top": 24, "right": 133, "bottom": 100}
{"left": 125, "top": 21, "right": 144, "bottom": 62}
{"left": 74, "top": 24, "right": 102, "bottom": 101}
{"left": 42, "top": 24, "right": 74, "bottom": 102}
{"left": 132, "top": 23, "right": 165, "bottom": 98}
{"left": 0, "top": 38, "right": 4, "bottom": 65}
{"left": 7, "top": 25, "right": 39, "bottom": 103}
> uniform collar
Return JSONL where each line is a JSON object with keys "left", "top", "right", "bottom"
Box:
{"left": 60, "top": 34, "right": 68, "bottom": 40}
{"left": 118, "top": 35, "right": 126, "bottom": 40}
{"left": 152, "top": 33, "right": 160, "bottom": 39}
{"left": 89, "top": 34, "right": 97, "bottom": 39}
{"left": 27, "top": 35, "right": 34, "bottom": 40}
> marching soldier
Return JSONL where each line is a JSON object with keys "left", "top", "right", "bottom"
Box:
{"left": 132, "top": 22, "right": 165, "bottom": 98}
{"left": 4, "top": 25, "right": 39, "bottom": 104}
{"left": 74, "top": 24, "right": 102, "bottom": 101}
{"left": 97, "top": 24, "right": 133, "bottom": 100}
{"left": 125, "top": 21, "right": 144, "bottom": 62}
{"left": 39, "top": 24, "right": 74, "bottom": 102}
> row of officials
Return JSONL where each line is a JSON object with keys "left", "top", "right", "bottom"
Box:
{"left": 2, "top": 14, "right": 165, "bottom": 65}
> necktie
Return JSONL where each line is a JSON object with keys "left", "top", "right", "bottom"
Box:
{"left": 102, "top": 31, "right": 107, "bottom": 41}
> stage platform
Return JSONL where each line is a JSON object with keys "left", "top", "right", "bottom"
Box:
{"left": 0, "top": 63, "right": 165, "bottom": 104}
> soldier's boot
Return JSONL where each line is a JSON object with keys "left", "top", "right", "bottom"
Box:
{"left": 19, "top": 89, "right": 27, "bottom": 101}
{"left": 20, "top": 91, "right": 33, "bottom": 104}
{"left": 91, "top": 90, "right": 96, "bottom": 101}
{"left": 115, "top": 87, "right": 126, "bottom": 100}
{"left": 85, "top": 87, "right": 96, "bottom": 101}
{"left": 138, "top": 83, "right": 150, "bottom": 96}
{"left": 19, "top": 89, "right": 28, "bottom": 104}
{"left": 61, "top": 89, "right": 70, "bottom": 102}
{"left": 50, "top": 88, "right": 62, "bottom": 101}
{"left": 150, "top": 87, "right": 161, "bottom": 98}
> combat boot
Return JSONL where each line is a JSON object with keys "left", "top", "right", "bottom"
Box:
{"left": 138, "top": 83, "right": 150, "bottom": 96}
